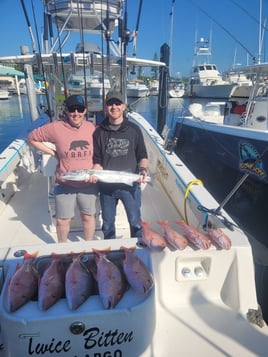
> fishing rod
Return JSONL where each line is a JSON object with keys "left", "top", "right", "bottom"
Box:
{"left": 20, "top": 0, "right": 54, "bottom": 120}
{"left": 129, "top": 0, "right": 143, "bottom": 75}
{"left": 51, "top": 2, "right": 69, "bottom": 99}
{"left": 132, "top": 0, "right": 143, "bottom": 57}
{"left": 77, "top": 0, "right": 88, "bottom": 111}
{"left": 168, "top": 0, "right": 175, "bottom": 76}
{"left": 20, "top": 0, "right": 36, "bottom": 53}
{"left": 119, "top": 0, "right": 130, "bottom": 97}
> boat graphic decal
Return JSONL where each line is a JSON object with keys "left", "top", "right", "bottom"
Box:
{"left": 239, "top": 142, "right": 266, "bottom": 178}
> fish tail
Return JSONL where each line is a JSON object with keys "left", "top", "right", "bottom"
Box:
{"left": 157, "top": 220, "right": 168, "bottom": 226}
{"left": 140, "top": 221, "right": 150, "bottom": 227}
{"left": 120, "top": 246, "right": 136, "bottom": 253}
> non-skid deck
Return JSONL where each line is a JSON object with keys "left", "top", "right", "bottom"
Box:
{"left": 0, "top": 169, "right": 182, "bottom": 249}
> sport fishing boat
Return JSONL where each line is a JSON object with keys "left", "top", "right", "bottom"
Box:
{"left": 126, "top": 81, "right": 149, "bottom": 98}
{"left": 0, "top": 1, "right": 267, "bottom": 356}
{"left": 173, "top": 63, "right": 268, "bottom": 185}
{"left": 185, "top": 37, "right": 237, "bottom": 99}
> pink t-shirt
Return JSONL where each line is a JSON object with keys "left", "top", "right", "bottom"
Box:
{"left": 28, "top": 119, "right": 95, "bottom": 187}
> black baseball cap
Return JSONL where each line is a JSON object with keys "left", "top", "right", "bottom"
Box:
{"left": 105, "top": 91, "right": 124, "bottom": 104}
{"left": 64, "top": 95, "right": 86, "bottom": 108}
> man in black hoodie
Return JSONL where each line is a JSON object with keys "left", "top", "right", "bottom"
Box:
{"left": 93, "top": 91, "right": 148, "bottom": 239}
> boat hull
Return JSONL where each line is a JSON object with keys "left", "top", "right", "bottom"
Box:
{"left": 175, "top": 116, "right": 268, "bottom": 184}
{"left": 186, "top": 83, "right": 236, "bottom": 99}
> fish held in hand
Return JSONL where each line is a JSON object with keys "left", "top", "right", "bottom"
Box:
{"left": 157, "top": 220, "right": 188, "bottom": 250}
{"left": 38, "top": 253, "right": 67, "bottom": 311}
{"left": 92, "top": 248, "right": 126, "bottom": 309}
{"left": 120, "top": 246, "right": 154, "bottom": 295}
{"left": 65, "top": 254, "right": 94, "bottom": 310}
{"left": 61, "top": 169, "right": 151, "bottom": 186}
{"left": 140, "top": 221, "right": 167, "bottom": 250}
{"left": 7, "top": 251, "right": 39, "bottom": 312}
{"left": 175, "top": 221, "right": 211, "bottom": 250}
{"left": 205, "top": 227, "right": 232, "bottom": 250}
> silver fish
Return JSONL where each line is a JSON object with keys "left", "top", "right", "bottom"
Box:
{"left": 61, "top": 169, "right": 151, "bottom": 186}
{"left": 120, "top": 246, "right": 154, "bottom": 295}
{"left": 65, "top": 254, "right": 94, "bottom": 310}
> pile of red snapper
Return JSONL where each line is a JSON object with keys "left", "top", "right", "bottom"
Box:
{"left": 7, "top": 247, "right": 154, "bottom": 313}
{"left": 140, "top": 220, "right": 232, "bottom": 251}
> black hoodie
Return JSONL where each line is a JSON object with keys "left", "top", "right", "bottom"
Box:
{"left": 93, "top": 116, "right": 148, "bottom": 173}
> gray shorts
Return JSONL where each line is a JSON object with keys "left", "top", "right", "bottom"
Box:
{"left": 54, "top": 184, "right": 99, "bottom": 219}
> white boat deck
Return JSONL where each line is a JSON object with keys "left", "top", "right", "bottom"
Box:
{"left": 1, "top": 169, "right": 268, "bottom": 356}
{"left": 0, "top": 129, "right": 268, "bottom": 356}
{"left": 0, "top": 168, "right": 181, "bottom": 249}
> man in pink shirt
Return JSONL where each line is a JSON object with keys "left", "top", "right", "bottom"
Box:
{"left": 28, "top": 95, "right": 98, "bottom": 243}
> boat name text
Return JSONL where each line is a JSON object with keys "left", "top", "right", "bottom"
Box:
{"left": 26, "top": 327, "right": 133, "bottom": 355}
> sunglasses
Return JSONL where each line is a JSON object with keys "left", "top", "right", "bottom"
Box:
{"left": 68, "top": 106, "right": 85, "bottom": 113}
{"left": 106, "top": 100, "right": 123, "bottom": 106}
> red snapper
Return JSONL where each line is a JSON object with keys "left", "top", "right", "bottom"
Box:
{"left": 120, "top": 246, "right": 154, "bottom": 295}
{"left": 7, "top": 251, "right": 39, "bottom": 312}
{"left": 176, "top": 221, "right": 211, "bottom": 250}
{"left": 65, "top": 254, "right": 94, "bottom": 310}
{"left": 92, "top": 248, "right": 126, "bottom": 309}
{"left": 140, "top": 221, "right": 167, "bottom": 250}
{"left": 157, "top": 220, "right": 188, "bottom": 250}
{"left": 38, "top": 253, "right": 67, "bottom": 310}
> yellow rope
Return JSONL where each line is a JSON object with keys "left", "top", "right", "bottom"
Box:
{"left": 184, "top": 179, "right": 203, "bottom": 224}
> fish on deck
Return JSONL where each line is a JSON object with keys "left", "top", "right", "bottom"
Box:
{"left": 120, "top": 246, "right": 154, "bottom": 295}
{"left": 157, "top": 220, "right": 188, "bottom": 250}
{"left": 205, "top": 226, "right": 232, "bottom": 250}
{"left": 65, "top": 253, "right": 94, "bottom": 310}
{"left": 7, "top": 251, "right": 39, "bottom": 312}
{"left": 38, "top": 253, "right": 67, "bottom": 311}
{"left": 92, "top": 248, "right": 126, "bottom": 309}
{"left": 60, "top": 169, "right": 151, "bottom": 186}
{"left": 140, "top": 221, "right": 167, "bottom": 250}
{"left": 175, "top": 221, "right": 211, "bottom": 250}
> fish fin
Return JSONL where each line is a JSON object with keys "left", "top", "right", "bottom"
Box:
{"left": 140, "top": 221, "right": 150, "bottom": 227}
{"left": 24, "top": 251, "right": 38, "bottom": 260}
{"left": 120, "top": 246, "right": 136, "bottom": 253}
{"left": 92, "top": 247, "right": 111, "bottom": 255}
{"left": 157, "top": 220, "right": 168, "bottom": 226}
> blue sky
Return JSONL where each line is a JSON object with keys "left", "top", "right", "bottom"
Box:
{"left": 0, "top": 0, "right": 266, "bottom": 77}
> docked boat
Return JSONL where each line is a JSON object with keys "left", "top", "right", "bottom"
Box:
{"left": 0, "top": 1, "right": 267, "bottom": 356}
{"left": 185, "top": 37, "right": 237, "bottom": 99}
{"left": 67, "top": 69, "right": 111, "bottom": 111}
{"left": 223, "top": 68, "right": 253, "bottom": 98}
{"left": 168, "top": 82, "right": 185, "bottom": 98}
{"left": 173, "top": 63, "right": 268, "bottom": 185}
{"left": 0, "top": 89, "right": 10, "bottom": 100}
{"left": 149, "top": 80, "right": 159, "bottom": 96}
{"left": 67, "top": 42, "right": 111, "bottom": 111}
{"left": 127, "top": 81, "right": 149, "bottom": 98}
